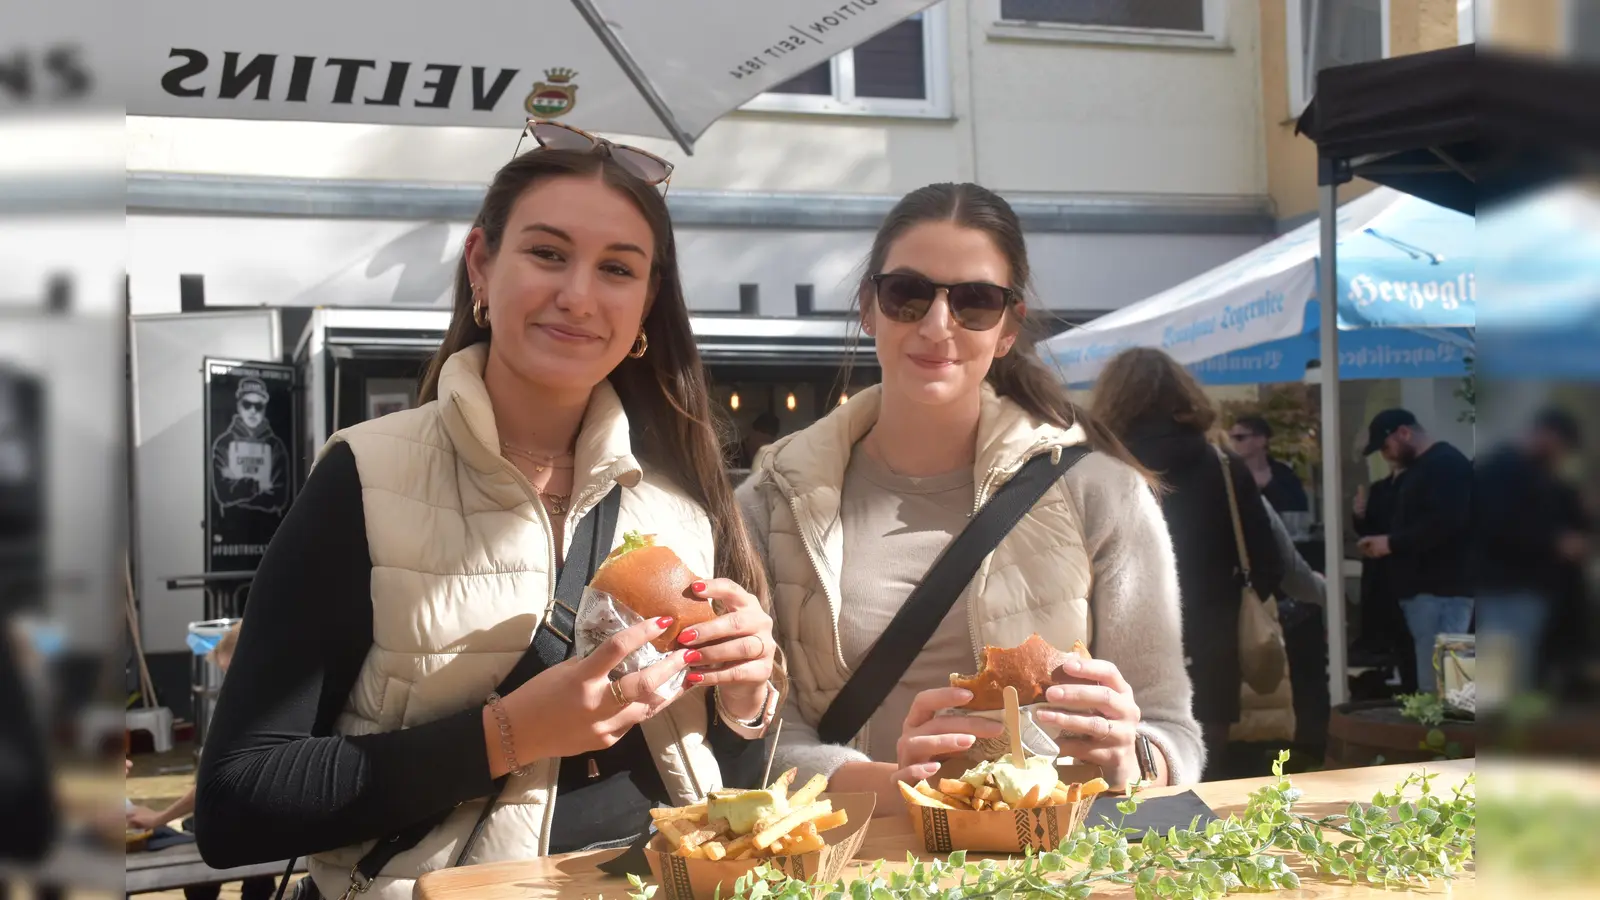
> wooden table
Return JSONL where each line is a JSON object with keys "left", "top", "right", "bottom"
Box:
{"left": 417, "top": 760, "right": 1476, "bottom": 900}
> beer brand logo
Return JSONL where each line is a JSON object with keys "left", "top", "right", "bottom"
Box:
{"left": 525, "top": 68, "right": 578, "bottom": 118}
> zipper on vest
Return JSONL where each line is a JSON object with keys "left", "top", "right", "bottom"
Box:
{"left": 450, "top": 392, "right": 567, "bottom": 854}
{"left": 962, "top": 441, "right": 1057, "bottom": 672}
{"left": 772, "top": 477, "right": 849, "bottom": 674}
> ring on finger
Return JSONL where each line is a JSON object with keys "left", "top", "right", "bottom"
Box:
{"left": 609, "top": 678, "right": 629, "bottom": 710}
{"left": 1100, "top": 717, "right": 1112, "bottom": 741}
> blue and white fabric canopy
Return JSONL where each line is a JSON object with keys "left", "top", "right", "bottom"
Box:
{"left": 1476, "top": 184, "right": 1600, "bottom": 381}
{"left": 1042, "top": 188, "right": 1476, "bottom": 386}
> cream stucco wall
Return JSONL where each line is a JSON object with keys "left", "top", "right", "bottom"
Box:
{"left": 125, "top": 0, "right": 1269, "bottom": 199}
{"left": 1259, "top": 0, "right": 1462, "bottom": 224}
{"left": 1489, "top": 0, "right": 1566, "bottom": 54}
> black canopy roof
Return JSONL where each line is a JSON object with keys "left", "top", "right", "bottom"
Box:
{"left": 1297, "top": 44, "right": 1600, "bottom": 214}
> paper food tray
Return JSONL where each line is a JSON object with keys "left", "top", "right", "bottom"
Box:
{"left": 644, "top": 792, "right": 876, "bottom": 900}
{"left": 906, "top": 762, "right": 1101, "bottom": 854}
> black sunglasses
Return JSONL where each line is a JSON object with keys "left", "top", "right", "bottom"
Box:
{"left": 240, "top": 399, "right": 266, "bottom": 412}
{"left": 865, "top": 273, "right": 1018, "bottom": 332}
{"left": 515, "top": 119, "right": 674, "bottom": 190}
{"left": 1227, "top": 431, "right": 1256, "bottom": 442}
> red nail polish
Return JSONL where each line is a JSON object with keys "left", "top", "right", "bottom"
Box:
{"left": 684, "top": 650, "right": 704, "bottom": 664}
{"left": 685, "top": 672, "right": 704, "bottom": 685}
{"left": 678, "top": 628, "right": 698, "bottom": 645}
{"left": 691, "top": 581, "right": 707, "bottom": 594}
{"left": 656, "top": 617, "right": 674, "bottom": 629}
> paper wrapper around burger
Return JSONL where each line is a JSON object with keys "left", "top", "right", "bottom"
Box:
{"left": 644, "top": 793, "right": 876, "bottom": 900}
{"left": 573, "top": 533, "right": 716, "bottom": 701}
{"left": 573, "top": 589, "right": 689, "bottom": 698}
{"left": 938, "top": 635, "right": 1102, "bottom": 772}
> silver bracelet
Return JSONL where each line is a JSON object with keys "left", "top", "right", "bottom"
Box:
{"left": 486, "top": 692, "right": 526, "bottom": 777}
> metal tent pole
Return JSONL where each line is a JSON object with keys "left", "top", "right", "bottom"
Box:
{"left": 1318, "top": 176, "right": 1349, "bottom": 708}
{"left": 571, "top": 0, "right": 696, "bottom": 155}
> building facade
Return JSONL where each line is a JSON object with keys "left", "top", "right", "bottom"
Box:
{"left": 126, "top": 0, "right": 1280, "bottom": 321}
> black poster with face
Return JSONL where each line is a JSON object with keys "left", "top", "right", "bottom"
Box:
{"left": 0, "top": 368, "right": 45, "bottom": 617}
{"left": 203, "top": 359, "right": 297, "bottom": 576}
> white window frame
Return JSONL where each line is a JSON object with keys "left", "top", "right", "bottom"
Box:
{"left": 739, "top": 3, "right": 951, "bottom": 119}
{"left": 987, "top": 0, "right": 1230, "bottom": 51}
{"left": 1287, "top": 0, "right": 1392, "bottom": 117}
{"left": 1458, "top": 0, "right": 1477, "bottom": 45}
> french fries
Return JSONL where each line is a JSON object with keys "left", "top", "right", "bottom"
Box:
{"left": 900, "top": 771, "right": 1109, "bottom": 812}
{"left": 650, "top": 772, "right": 850, "bottom": 860}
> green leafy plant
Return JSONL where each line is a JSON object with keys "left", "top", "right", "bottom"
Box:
{"left": 623, "top": 752, "right": 1475, "bottom": 900}
{"left": 1418, "top": 728, "right": 1466, "bottom": 761}
{"left": 1479, "top": 793, "right": 1600, "bottom": 883}
{"left": 1397, "top": 693, "right": 1447, "bottom": 728}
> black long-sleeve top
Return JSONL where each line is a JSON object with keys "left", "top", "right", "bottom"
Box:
{"left": 1386, "top": 441, "right": 1473, "bottom": 600}
{"left": 195, "top": 441, "right": 762, "bottom": 868}
{"left": 1121, "top": 417, "right": 1285, "bottom": 725}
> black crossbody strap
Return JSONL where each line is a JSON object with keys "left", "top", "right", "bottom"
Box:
{"left": 279, "top": 487, "right": 622, "bottom": 900}
{"left": 816, "top": 447, "right": 1091, "bottom": 747}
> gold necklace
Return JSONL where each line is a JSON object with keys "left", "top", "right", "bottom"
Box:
{"left": 500, "top": 441, "right": 575, "bottom": 474}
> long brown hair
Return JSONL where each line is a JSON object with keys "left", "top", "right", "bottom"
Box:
{"left": 1089, "top": 347, "right": 1219, "bottom": 440}
{"left": 854, "top": 182, "right": 1146, "bottom": 477}
{"left": 418, "top": 148, "right": 768, "bottom": 602}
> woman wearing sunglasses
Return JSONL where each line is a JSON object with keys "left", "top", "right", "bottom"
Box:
{"left": 195, "top": 122, "right": 781, "bottom": 899}
{"left": 737, "top": 183, "right": 1204, "bottom": 812}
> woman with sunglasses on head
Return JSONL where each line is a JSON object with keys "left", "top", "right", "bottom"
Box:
{"left": 737, "top": 184, "right": 1203, "bottom": 813}
{"left": 195, "top": 123, "right": 782, "bottom": 900}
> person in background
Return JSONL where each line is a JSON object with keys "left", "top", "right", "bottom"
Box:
{"left": 1094, "top": 349, "right": 1284, "bottom": 781}
{"left": 1352, "top": 460, "right": 1413, "bottom": 692}
{"left": 1265, "top": 499, "right": 1325, "bottom": 608}
{"left": 1475, "top": 408, "right": 1587, "bottom": 695}
{"left": 1356, "top": 409, "right": 1473, "bottom": 694}
{"left": 741, "top": 183, "right": 1203, "bottom": 809}
{"left": 736, "top": 411, "right": 781, "bottom": 469}
{"left": 1, "top": 616, "right": 57, "bottom": 882}
{"left": 128, "top": 623, "right": 276, "bottom": 900}
{"left": 1228, "top": 415, "right": 1310, "bottom": 516}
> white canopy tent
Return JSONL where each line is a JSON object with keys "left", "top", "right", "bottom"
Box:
{"left": 125, "top": 0, "right": 940, "bottom": 152}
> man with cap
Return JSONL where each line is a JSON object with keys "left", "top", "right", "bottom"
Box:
{"left": 1474, "top": 407, "right": 1588, "bottom": 697}
{"left": 1356, "top": 409, "right": 1473, "bottom": 694}
{"left": 211, "top": 375, "right": 289, "bottom": 516}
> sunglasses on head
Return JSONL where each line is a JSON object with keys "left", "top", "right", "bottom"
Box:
{"left": 865, "top": 272, "right": 1018, "bottom": 332}
{"left": 515, "top": 120, "right": 674, "bottom": 189}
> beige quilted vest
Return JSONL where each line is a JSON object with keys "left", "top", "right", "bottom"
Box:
{"left": 305, "top": 344, "right": 725, "bottom": 900}
{"left": 743, "top": 384, "right": 1096, "bottom": 758}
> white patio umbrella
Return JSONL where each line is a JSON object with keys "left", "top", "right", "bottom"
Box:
{"left": 125, "top": 0, "right": 938, "bottom": 152}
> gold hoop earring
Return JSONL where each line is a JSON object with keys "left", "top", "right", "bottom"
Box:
{"left": 471, "top": 285, "right": 490, "bottom": 329}
{"left": 627, "top": 329, "right": 648, "bottom": 359}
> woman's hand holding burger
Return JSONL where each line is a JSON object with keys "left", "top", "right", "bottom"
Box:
{"left": 1035, "top": 654, "right": 1143, "bottom": 790}
{"left": 676, "top": 578, "right": 778, "bottom": 722}
{"left": 487, "top": 616, "right": 693, "bottom": 777}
